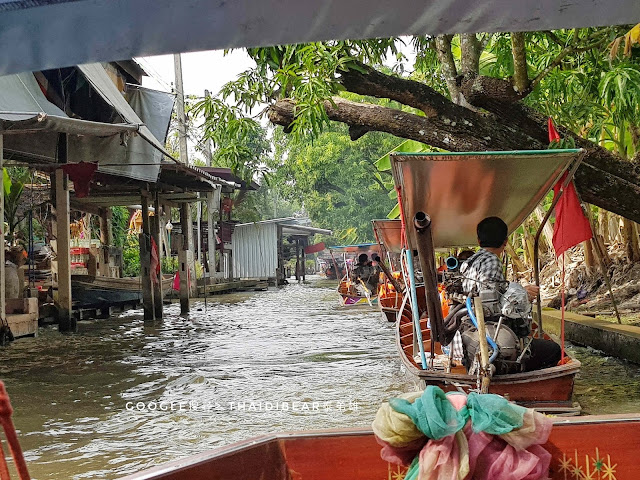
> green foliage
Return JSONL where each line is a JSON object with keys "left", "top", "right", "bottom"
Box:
{"left": 3, "top": 168, "right": 24, "bottom": 238}
{"left": 269, "top": 123, "right": 398, "bottom": 242}
{"left": 161, "top": 256, "right": 178, "bottom": 274}
{"left": 122, "top": 234, "right": 140, "bottom": 278}
{"left": 110, "top": 206, "right": 131, "bottom": 248}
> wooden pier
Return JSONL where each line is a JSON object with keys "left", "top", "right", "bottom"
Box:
{"left": 197, "top": 279, "right": 269, "bottom": 296}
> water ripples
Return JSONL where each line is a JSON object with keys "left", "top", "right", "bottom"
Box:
{"left": 0, "top": 278, "right": 638, "bottom": 479}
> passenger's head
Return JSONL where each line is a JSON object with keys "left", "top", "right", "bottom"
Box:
{"left": 358, "top": 253, "right": 368, "bottom": 264}
{"left": 457, "top": 250, "right": 475, "bottom": 261}
{"left": 477, "top": 217, "right": 508, "bottom": 248}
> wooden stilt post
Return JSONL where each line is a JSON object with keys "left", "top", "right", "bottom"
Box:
{"left": 140, "top": 192, "right": 155, "bottom": 321}
{"left": 207, "top": 190, "right": 217, "bottom": 286}
{"left": 98, "top": 207, "right": 113, "bottom": 277}
{"left": 277, "top": 225, "right": 283, "bottom": 285}
{"left": 179, "top": 203, "right": 190, "bottom": 313}
{"left": 152, "top": 191, "right": 163, "bottom": 319}
{"left": 295, "top": 239, "right": 300, "bottom": 283}
{"left": 55, "top": 134, "right": 74, "bottom": 332}
{"left": 0, "top": 136, "right": 5, "bottom": 331}
{"left": 301, "top": 238, "right": 306, "bottom": 282}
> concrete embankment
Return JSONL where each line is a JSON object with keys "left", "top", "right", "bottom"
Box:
{"left": 540, "top": 308, "right": 640, "bottom": 364}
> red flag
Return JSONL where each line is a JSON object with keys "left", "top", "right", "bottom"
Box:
{"left": 304, "top": 242, "right": 326, "bottom": 254}
{"left": 172, "top": 271, "right": 180, "bottom": 291}
{"left": 548, "top": 117, "right": 560, "bottom": 143}
{"left": 552, "top": 173, "right": 593, "bottom": 257}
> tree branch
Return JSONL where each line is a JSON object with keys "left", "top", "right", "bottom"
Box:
{"left": 435, "top": 35, "right": 460, "bottom": 103}
{"left": 460, "top": 33, "right": 481, "bottom": 76}
{"left": 510, "top": 32, "right": 530, "bottom": 93}
{"left": 269, "top": 96, "right": 640, "bottom": 223}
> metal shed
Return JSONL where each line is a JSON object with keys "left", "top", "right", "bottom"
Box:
{"left": 232, "top": 218, "right": 331, "bottom": 280}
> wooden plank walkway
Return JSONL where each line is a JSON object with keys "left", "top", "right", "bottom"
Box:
{"left": 197, "top": 279, "right": 269, "bottom": 295}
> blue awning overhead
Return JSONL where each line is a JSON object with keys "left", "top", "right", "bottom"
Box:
{"left": 0, "top": 0, "right": 638, "bottom": 75}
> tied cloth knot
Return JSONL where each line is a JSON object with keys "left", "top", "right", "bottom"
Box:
{"left": 60, "top": 162, "right": 98, "bottom": 198}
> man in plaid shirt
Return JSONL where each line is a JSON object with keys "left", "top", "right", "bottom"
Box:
{"left": 455, "top": 217, "right": 560, "bottom": 372}
{"left": 460, "top": 217, "right": 537, "bottom": 304}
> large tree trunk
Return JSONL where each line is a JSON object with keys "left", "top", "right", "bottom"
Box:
{"left": 269, "top": 64, "right": 640, "bottom": 223}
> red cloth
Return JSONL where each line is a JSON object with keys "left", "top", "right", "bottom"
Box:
{"left": 60, "top": 162, "right": 98, "bottom": 198}
{"left": 150, "top": 237, "right": 160, "bottom": 285}
{"left": 172, "top": 269, "right": 191, "bottom": 290}
{"left": 552, "top": 173, "right": 593, "bottom": 257}
{"left": 548, "top": 117, "right": 560, "bottom": 143}
{"left": 304, "top": 242, "right": 326, "bottom": 254}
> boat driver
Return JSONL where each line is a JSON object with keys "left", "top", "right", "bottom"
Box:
{"left": 460, "top": 216, "right": 561, "bottom": 371}
{"left": 351, "top": 253, "right": 379, "bottom": 295}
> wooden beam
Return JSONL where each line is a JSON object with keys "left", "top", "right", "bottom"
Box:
{"left": 207, "top": 190, "right": 217, "bottom": 284}
{"left": 55, "top": 137, "right": 74, "bottom": 331}
{"left": 152, "top": 191, "right": 163, "bottom": 319}
{"left": 140, "top": 192, "right": 155, "bottom": 321}
{"left": 179, "top": 203, "right": 190, "bottom": 313}
{"left": 0, "top": 136, "right": 5, "bottom": 330}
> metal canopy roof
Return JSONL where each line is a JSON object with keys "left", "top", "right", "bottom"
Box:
{"left": 0, "top": 1, "right": 638, "bottom": 76}
{"left": 391, "top": 149, "right": 582, "bottom": 248}
{"left": 372, "top": 219, "right": 403, "bottom": 254}
{"left": 328, "top": 243, "right": 381, "bottom": 254}
{"left": 235, "top": 218, "right": 332, "bottom": 237}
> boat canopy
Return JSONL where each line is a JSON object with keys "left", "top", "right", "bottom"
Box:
{"left": 1, "top": 1, "right": 638, "bottom": 76}
{"left": 372, "top": 219, "right": 403, "bottom": 254}
{"left": 328, "top": 243, "right": 381, "bottom": 254}
{"left": 391, "top": 149, "right": 582, "bottom": 248}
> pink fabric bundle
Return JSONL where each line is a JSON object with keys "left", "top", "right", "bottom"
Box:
{"left": 499, "top": 409, "right": 553, "bottom": 451}
{"left": 376, "top": 436, "right": 427, "bottom": 466}
{"left": 472, "top": 437, "right": 551, "bottom": 480}
{"left": 374, "top": 390, "right": 554, "bottom": 479}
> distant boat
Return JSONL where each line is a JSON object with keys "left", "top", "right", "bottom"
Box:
{"left": 328, "top": 244, "right": 381, "bottom": 307}
{"left": 372, "top": 219, "right": 404, "bottom": 322}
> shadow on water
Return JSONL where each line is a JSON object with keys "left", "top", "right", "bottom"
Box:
{"left": 0, "top": 276, "right": 638, "bottom": 479}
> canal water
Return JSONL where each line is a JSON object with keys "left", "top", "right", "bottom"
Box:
{"left": 0, "top": 277, "right": 639, "bottom": 479}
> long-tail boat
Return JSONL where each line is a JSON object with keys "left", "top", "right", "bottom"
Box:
{"left": 389, "top": 149, "right": 585, "bottom": 414}
{"left": 123, "top": 414, "right": 640, "bottom": 479}
{"left": 329, "top": 244, "right": 381, "bottom": 307}
{"left": 372, "top": 219, "right": 404, "bottom": 322}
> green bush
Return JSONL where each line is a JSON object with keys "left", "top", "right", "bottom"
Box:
{"left": 122, "top": 235, "right": 140, "bottom": 277}
{"left": 162, "top": 256, "right": 178, "bottom": 274}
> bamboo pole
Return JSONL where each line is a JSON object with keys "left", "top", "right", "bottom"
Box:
{"left": 473, "top": 296, "right": 491, "bottom": 394}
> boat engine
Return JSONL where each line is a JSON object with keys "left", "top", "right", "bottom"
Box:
{"left": 461, "top": 320, "right": 524, "bottom": 375}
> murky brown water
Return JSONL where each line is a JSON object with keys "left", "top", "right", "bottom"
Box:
{"left": 0, "top": 276, "right": 637, "bottom": 479}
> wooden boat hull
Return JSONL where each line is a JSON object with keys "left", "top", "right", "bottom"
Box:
{"left": 338, "top": 279, "right": 377, "bottom": 307}
{"left": 377, "top": 291, "right": 402, "bottom": 322}
{"left": 71, "top": 275, "right": 174, "bottom": 309}
{"left": 122, "top": 414, "right": 640, "bottom": 480}
{"left": 339, "top": 294, "right": 378, "bottom": 307}
{"left": 396, "top": 289, "right": 580, "bottom": 413}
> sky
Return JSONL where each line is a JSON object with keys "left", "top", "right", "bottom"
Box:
{"left": 137, "top": 50, "right": 256, "bottom": 98}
